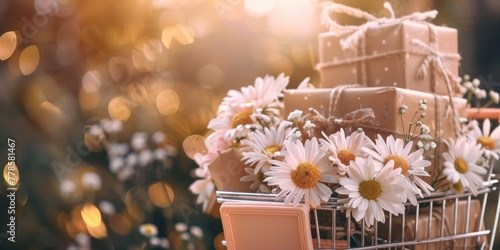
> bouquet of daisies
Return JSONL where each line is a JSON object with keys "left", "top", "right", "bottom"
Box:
{"left": 189, "top": 73, "right": 498, "bottom": 227}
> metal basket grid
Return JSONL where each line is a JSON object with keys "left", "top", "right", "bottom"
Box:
{"left": 217, "top": 176, "right": 500, "bottom": 250}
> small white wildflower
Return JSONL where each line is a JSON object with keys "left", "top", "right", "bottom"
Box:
{"left": 108, "top": 143, "right": 129, "bottom": 157}
{"left": 303, "top": 120, "right": 316, "bottom": 130}
{"left": 472, "top": 78, "right": 480, "bottom": 87}
{"left": 100, "top": 119, "right": 123, "bottom": 134}
{"left": 459, "top": 85, "right": 467, "bottom": 95}
{"left": 131, "top": 132, "right": 148, "bottom": 151}
{"left": 126, "top": 153, "right": 138, "bottom": 168}
{"left": 190, "top": 226, "right": 204, "bottom": 238}
{"left": 417, "top": 140, "right": 424, "bottom": 148}
{"left": 489, "top": 90, "right": 500, "bottom": 104}
{"left": 459, "top": 117, "right": 468, "bottom": 124}
{"left": 117, "top": 166, "right": 134, "bottom": 181}
{"left": 424, "top": 143, "right": 431, "bottom": 151}
{"left": 419, "top": 134, "right": 432, "bottom": 140}
{"left": 289, "top": 131, "right": 302, "bottom": 141}
{"left": 181, "top": 232, "right": 190, "bottom": 241}
{"left": 474, "top": 88, "right": 483, "bottom": 98}
{"left": 139, "top": 149, "right": 154, "bottom": 167}
{"left": 109, "top": 157, "right": 125, "bottom": 173}
{"left": 150, "top": 237, "right": 161, "bottom": 246}
{"left": 98, "top": 200, "right": 116, "bottom": 216}
{"left": 419, "top": 103, "right": 427, "bottom": 110}
{"left": 75, "top": 233, "right": 90, "bottom": 246}
{"left": 430, "top": 142, "right": 437, "bottom": 149}
{"left": 400, "top": 105, "right": 408, "bottom": 114}
{"left": 420, "top": 99, "right": 428, "bottom": 104}
{"left": 464, "top": 81, "right": 473, "bottom": 90}
{"left": 416, "top": 121, "right": 422, "bottom": 126}
{"left": 139, "top": 223, "right": 158, "bottom": 237}
{"left": 88, "top": 125, "right": 103, "bottom": 137}
{"left": 420, "top": 113, "right": 427, "bottom": 118}
{"left": 287, "top": 109, "right": 303, "bottom": 121}
{"left": 81, "top": 172, "right": 102, "bottom": 191}
{"left": 175, "top": 222, "right": 188, "bottom": 232}
{"left": 357, "top": 127, "right": 364, "bottom": 134}
{"left": 463, "top": 74, "right": 470, "bottom": 81}
{"left": 480, "top": 89, "right": 487, "bottom": 99}
{"left": 60, "top": 179, "right": 76, "bottom": 197}
{"left": 421, "top": 124, "right": 430, "bottom": 134}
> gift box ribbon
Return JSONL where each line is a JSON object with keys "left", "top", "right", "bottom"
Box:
{"left": 317, "top": 1, "right": 462, "bottom": 137}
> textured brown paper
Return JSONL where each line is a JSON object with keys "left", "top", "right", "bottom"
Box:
{"left": 317, "top": 21, "right": 459, "bottom": 95}
{"left": 379, "top": 199, "right": 487, "bottom": 250}
{"left": 207, "top": 148, "right": 253, "bottom": 192}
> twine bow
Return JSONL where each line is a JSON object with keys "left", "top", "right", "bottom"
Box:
{"left": 411, "top": 38, "right": 462, "bottom": 137}
{"left": 320, "top": 1, "right": 438, "bottom": 51}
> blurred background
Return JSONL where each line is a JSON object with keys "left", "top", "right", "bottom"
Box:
{"left": 0, "top": 0, "right": 499, "bottom": 249}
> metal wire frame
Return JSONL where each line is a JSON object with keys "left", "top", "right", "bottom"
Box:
{"left": 217, "top": 177, "right": 500, "bottom": 250}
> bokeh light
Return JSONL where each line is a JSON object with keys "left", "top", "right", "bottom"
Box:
{"left": 0, "top": 31, "right": 17, "bottom": 61}
{"left": 147, "top": 181, "right": 175, "bottom": 208}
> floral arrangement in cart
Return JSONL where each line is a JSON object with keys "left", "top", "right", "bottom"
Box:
{"left": 188, "top": 73, "right": 500, "bottom": 228}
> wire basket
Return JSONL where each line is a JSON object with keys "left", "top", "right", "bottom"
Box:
{"left": 217, "top": 175, "right": 500, "bottom": 250}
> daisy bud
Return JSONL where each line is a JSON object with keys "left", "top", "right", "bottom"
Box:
{"left": 472, "top": 78, "right": 480, "bottom": 87}
{"left": 399, "top": 105, "right": 408, "bottom": 114}
{"left": 421, "top": 125, "right": 430, "bottom": 134}
{"left": 357, "top": 128, "right": 364, "bottom": 134}
{"left": 416, "top": 121, "right": 422, "bottom": 126}
{"left": 419, "top": 103, "right": 427, "bottom": 110}
{"left": 420, "top": 113, "right": 427, "bottom": 118}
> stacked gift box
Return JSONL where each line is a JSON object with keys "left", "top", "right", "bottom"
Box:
{"left": 282, "top": 3, "right": 485, "bottom": 248}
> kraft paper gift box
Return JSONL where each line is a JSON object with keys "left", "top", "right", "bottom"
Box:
{"left": 207, "top": 148, "right": 253, "bottom": 192}
{"left": 378, "top": 199, "right": 487, "bottom": 250}
{"left": 283, "top": 87, "right": 467, "bottom": 184}
{"left": 317, "top": 21, "right": 460, "bottom": 95}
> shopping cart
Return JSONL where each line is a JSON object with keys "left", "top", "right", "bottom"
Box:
{"left": 217, "top": 173, "right": 500, "bottom": 250}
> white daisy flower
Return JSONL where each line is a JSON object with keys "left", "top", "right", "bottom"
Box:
{"left": 319, "top": 128, "right": 373, "bottom": 176}
{"left": 264, "top": 138, "right": 338, "bottom": 207}
{"left": 363, "top": 135, "right": 433, "bottom": 205}
{"left": 241, "top": 122, "right": 293, "bottom": 174}
{"left": 467, "top": 118, "right": 500, "bottom": 160}
{"left": 442, "top": 137, "right": 486, "bottom": 196}
{"left": 222, "top": 73, "right": 289, "bottom": 110}
{"left": 240, "top": 167, "right": 271, "bottom": 193}
{"left": 139, "top": 223, "right": 158, "bottom": 237}
{"left": 336, "top": 157, "right": 406, "bottom": 227}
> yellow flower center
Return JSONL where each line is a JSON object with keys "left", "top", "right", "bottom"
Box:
{"left": 384, "top": 154, "right": 410, "bottom": 176}
{"left": 359, "top": 180, "right": 381, "bottom": 200}
{"left": 454, "top": 157, "right": 469, "bottom": 174}
{"left": 230, "top": 111, "right": 253, "bottom": 128}
{"left": 477, "top": 136, "right": 495, "bottom": 150}
{"left": 291, "top": 162, "right": 320, "bottom": 189}
{"left": 337, "top": 149, "right": 356, "bottom": 166}
{"left": 263, "top": 144, "right": 281, "bottom": 154}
